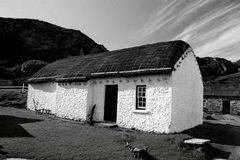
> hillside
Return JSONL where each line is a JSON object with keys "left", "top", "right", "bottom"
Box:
{"left": 196, "top": 57, "right": 238, "bottom": 81}
{"left": 0, "top": 17, "right": 108, "bottom": 84}
{"left": 0, "top": 16, "right": 239, "bottom": 84}
{"left": 0, "top": 17, "right": 107, "bottom": 67}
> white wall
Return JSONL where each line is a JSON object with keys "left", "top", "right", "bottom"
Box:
{"left": 90, "top": 75, "right": 172, "bottom": 133}
{"left": 27, "top": 51, "right": 203, "bottom": 133}
{"left": 170, "top": 49, "right": 203, "bottom": 133}
{"left": 117, "top": 75, "right": 172, "bottom": 133}
{"left": 55, "top": 82, "right": 92, "bottom": 120}
{"left": 27, "top": 82, "right": 57, "bottom": 113}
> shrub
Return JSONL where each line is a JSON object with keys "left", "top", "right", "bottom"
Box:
{"left": 21, "top": 60, "right": 48, "bottom": 76}
{"left": 6, "top": 65, "right": 22, "bottom": 78}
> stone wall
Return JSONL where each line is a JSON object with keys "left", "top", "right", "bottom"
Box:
{"left": 230, "top": 101, "right": 240, "bottom": 115}
{"left": 203, "top": 98, "right": 222, "bottom": 113}
{"left": 204, "top": 98, "right": 240, "bottom": 115}
{"left": 90, "top": 75, "right": 172, "bottom": 133}
{"left": 27, "top": 82, "right": 57, "bottom": 113}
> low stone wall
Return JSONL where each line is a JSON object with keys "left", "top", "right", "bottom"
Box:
{"left": 230, "top": 101, "right": 240, "bottom": 115}
{"left": 204, "top": 98, "right": 240, "bottom": 115}
{"left": 203, "top": 99, "right": 222, "bottom": 113}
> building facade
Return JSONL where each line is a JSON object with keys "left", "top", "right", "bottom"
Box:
{"left": 27, "top": 40, "right": 203, "bottom": 133}
{"left": 204, "top": 80, "right": 240, "bottom": 115}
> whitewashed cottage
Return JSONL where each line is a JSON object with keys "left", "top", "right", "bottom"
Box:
{"left": 27, "top": 40, "right": 203, "bottom": 133}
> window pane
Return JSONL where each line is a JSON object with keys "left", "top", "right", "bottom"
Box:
{"left": 136, "top": 85, "right": 146, "bottom": 110}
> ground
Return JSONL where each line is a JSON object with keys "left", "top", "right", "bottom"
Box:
{"left": 0, "top": 107, "right": 208, "bottom": 160}
{"left": 0, "top": 89, "right": 239, "bottom": 160}
{"left": 0, "top": 89, "right": 27, "bottom": 108}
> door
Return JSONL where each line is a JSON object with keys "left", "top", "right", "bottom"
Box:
{"left": 222, "top": 100, "right": 230, "bottom": 114}
{"left": 104, "top": 85, "right": 118, "bottom": 122}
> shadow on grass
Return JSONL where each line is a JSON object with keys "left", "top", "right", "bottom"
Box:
{"left": 204, "top": 144, "right": 231, "bottom": 159}
{"left": 140, "top": 153, "right": 158, "bottom": 160}
{"left": 0, "top": 115, "right": 42, "bottom": 137}
{"left": 183, "top": 122, "right": 240, "bottom": 146}
{"left": 0, "top": 145, "right": 7, "bottom": 155}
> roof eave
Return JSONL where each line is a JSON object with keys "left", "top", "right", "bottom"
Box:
{"left": 28, "top": 68, "right": 172, "bottom": 83}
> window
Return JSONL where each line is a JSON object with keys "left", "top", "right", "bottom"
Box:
{"left": 136, "top": 85, "right": 146, "bottom": 110}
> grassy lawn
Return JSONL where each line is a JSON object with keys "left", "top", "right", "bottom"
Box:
{"left": 0, "top": 107, "right": 210, "bottom": 160}
{"left": 0, "top": 89, "right": 27, "bottom": 108}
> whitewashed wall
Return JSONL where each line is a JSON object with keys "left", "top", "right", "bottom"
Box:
{"left": 90, "top": 75, "right": 172, "bottom": 133}
{"left": 170, "top": 49, "right": 203, "bottom": 133}
{"left": 117, "top": 76, "right": 172, "bottom": 133}
{"left": 27, "top": 51, "right": 203, "bottom": 133}
{"left": 55, "top": 82, "right": 92, "bottom": 120}
{"left": 27, "top": 82, "right": 57, "bottom": 113}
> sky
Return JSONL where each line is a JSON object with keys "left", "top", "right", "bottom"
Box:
{"left": 0, "top": 0, "right": 240, "bottom": 61}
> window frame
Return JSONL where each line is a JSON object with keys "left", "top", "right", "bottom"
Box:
{"left": 136, "top": 85, "right": 146, "bottom": 110}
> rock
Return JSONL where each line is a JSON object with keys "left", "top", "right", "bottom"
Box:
{"left": 184, "top": 138, "right": 210, "bottom": 145}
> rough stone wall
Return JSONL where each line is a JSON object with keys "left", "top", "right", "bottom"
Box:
{"left": 230, "top": 101, "right": 240, "bottom": 115}
{"left": 203, "top": 98, "right": 222, "bottom": 113}
{"left": 55, "top": 82, "right": 92, "bottom": 120}
{"left": 89, "top": 75, "right": 172, "bottom": 133}
{"left": 204, "top": 98, "right": 240, "bottom": 115}
{"left": 171, "top": 49, "right": 203, "bottom": 133}
{"left": 27, "top": 82, "right": 57, "bottom": 113}
{"left": 117, "top": 75, "right": 172, "bottom": 133}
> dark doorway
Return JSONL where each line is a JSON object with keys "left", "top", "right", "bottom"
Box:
{"left": 223, "top": 100, "right": 230, "bottom": 114}
{"left": 104, "top": 85, "right": 118, "bottom": 122}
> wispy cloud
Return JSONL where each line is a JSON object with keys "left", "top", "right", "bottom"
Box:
{"left": 130, "top": 0, "right": 209, "bottom": 42}
{"left": 128, "top": 0, "right": 240, "bottom": 61}
{"left": 174, "top": 1, "right": 240, "bottom": 61}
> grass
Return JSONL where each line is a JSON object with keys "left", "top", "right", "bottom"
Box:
{"left": 0, "top": 107, "right": 208, "bottom": 160}
{"left": 0, "top": 89, "right": 27, "bottom": 108}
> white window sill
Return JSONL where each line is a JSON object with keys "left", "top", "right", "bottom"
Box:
{"left": 133, "top": 110, "right": 150, "bottom": 114}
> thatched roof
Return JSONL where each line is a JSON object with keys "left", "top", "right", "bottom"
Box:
{"left": 29, "top": 40, "right": 191, "bottom": 83}
{"left": 204, "top": 72, "right": 240, "bottom": 99}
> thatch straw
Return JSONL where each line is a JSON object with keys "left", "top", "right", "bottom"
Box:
{"left": 29, "top": 40, "right": 190, "bottom": 83}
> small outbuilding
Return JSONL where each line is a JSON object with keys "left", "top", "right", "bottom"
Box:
{"left": 204, "top": 72, "right": 240, "bottom": 115}
{"left": 27, "top": 40, "right": 203, "bottom": 133}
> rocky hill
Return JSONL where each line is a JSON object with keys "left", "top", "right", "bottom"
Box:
{"left": 0, "top": 17, "right": 107, "bottom": 84}
{"left": 196, "top": 57, "right": 238, "bottom": 81}
{"left": 0, "top": 17, "right": 107, "bottom": 67}
{"left": 0, "top": 17, "right": 239, "bottom": 85}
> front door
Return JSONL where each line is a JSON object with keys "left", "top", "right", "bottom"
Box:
{"left": 104, "top": 85, "right": 118, "bottom": 122}
{"left": 223, "top": 100, "right": 230, "bottom": 114}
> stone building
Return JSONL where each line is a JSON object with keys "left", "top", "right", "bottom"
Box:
{"left": 27, "top": 40, "right": 203, "bottom": 133}
{"left": 204, "top": 73, "right": 240, "bottom": 115}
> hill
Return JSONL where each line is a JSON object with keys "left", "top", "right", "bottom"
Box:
{"left": 0, "top": 16, "right": 239, "bottom": 84}
{"left": 0, "top": 17, "right": 107, "bottom": 67}
{"left": 0, "top": 17, "right": 107, "bottom": 84}
{"left": 196, "top": 57, "right": 238, "bottom": 81}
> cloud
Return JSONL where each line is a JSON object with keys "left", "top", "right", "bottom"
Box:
{"left": 174, "top": 2, "right": 240, "bottom": 61}
{"left": 126, "top": 0, "right": 240, "bottom": 61}
{"left": 130, "top": 0, "right": 210, "bottom": 42}
{"left": 194, "top": 25, "right": 240, "bottom": 60}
